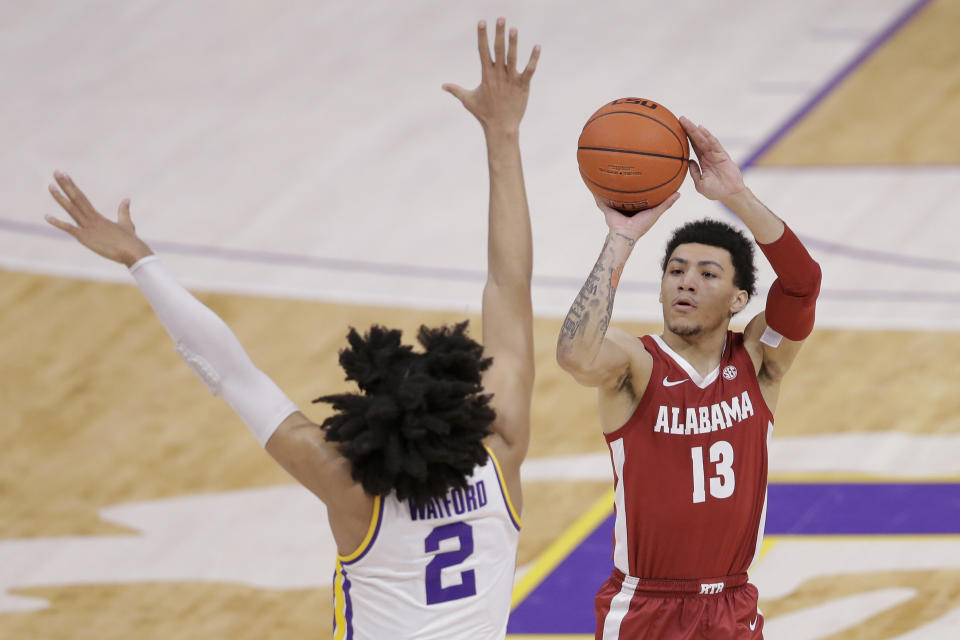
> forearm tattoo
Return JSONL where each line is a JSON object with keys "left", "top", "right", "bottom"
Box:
{"left": 560, "top": 237, "right": 625, "bottom": 345}
{"left": 561, "top": 261, "right": 603, "bottom": 341}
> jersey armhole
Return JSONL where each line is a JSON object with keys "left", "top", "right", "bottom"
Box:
{"left": 484, "top": 445, "right": 522, "bottom": 531}
{"left": 732, "top": 331, "right": 776, "bottom": 422}
{"left": 338, "top": 494, "right": 384, "bottom": 564}
{"left": 604, "top": 336, "right": 660, "bottom": 441}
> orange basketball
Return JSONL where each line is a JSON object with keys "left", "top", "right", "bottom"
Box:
{"left": 577, "top": 97, "right": 689, "bottom": 214}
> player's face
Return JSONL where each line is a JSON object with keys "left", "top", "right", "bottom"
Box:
{"left": 660, "top": 243, "right": 747, "bottom": 337}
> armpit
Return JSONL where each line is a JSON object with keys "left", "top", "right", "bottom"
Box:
{"left": 615, "top": 368, "right": 635, "bottom": 400}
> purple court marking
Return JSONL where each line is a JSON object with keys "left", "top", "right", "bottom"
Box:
{"left": 794, "top": 236, "right": 960, "bottom": 273}
{"left": 507, "top": 507, "right": 612, "bottom": 634}
{"left": 5, "top": 215, "right": 959, "bottom": 299}
{"left": 731, "top": 0, "right": 951, "bottom": 270}
{"left": 507, "top": 482, "right": 960, "bottom": 634}
{"left": 767, "top": 483, "right": 960, "bottom": 535}
{"left": 741, "top": 0, "right": 934, "bottom": 170}
{"left": 2, "top": 1, "right": 948, "bottom": 293}
{"left": 3, "top": 217, "right": 960, "bottom": 303}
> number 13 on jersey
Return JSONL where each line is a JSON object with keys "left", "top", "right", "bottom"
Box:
{"left": 691, "top": 440, "right": 735, "bottom": 503}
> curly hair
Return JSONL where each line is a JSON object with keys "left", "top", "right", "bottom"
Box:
{"left": 313, "top": 321, "right": 495, "bottom": 505}
{"left": 661, "top": 218, "right": 758, "bottom": 297}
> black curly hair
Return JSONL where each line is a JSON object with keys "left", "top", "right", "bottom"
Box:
{"left": 661, "top": 218, "right": 758, "bottom": 298}
{"left": 312, "top": 321, "right": 495, "bottom": 505}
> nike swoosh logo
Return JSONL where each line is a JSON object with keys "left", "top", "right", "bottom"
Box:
{"left": 662, "top": 377, "right": 686, "bottom": 387}
{"left": 749, "top": 615, "right": 759, "bottom": 631}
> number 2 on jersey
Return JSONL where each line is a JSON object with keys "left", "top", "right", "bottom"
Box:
{"left": 424, "top": 522, "right": 476, "bottom": 605}
{"left": 691, "top": 440, "right": 735, "bottom": 503}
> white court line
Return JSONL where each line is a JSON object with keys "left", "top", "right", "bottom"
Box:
{"left": 522, "top": 432, "right": 960, "bottom": 482}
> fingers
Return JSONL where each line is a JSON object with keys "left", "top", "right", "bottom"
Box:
{"left": 644, "top": 193, "right": 680, "bottom": 227}
{"left": 476, "top": 20, "right": 491, "bottom": 67}
{"left": 506, "top": 27, "right": 517, "bottom": 70}
{"left": 441, "top": 82, "right": 469, "bottom": 103}
{"left": 117, "top": 198, "right": 134, "bottom": 231}
{"left": 53, "top": 171, "right": 97, "bottom": 220}
{"left": 44, "top": 214, "right": 81, "bottom": 238}
{"left": 679, "top": 115, "right": 697, "bottom": 137}
{"left": 521, "top": 44, "right": 541, "bottom": 84}
{"left": 49, "top": 183, "right": 86, "bottom": 223}
{"left": 688, "top": 159, "right": 702, "bottom": 184}
{"left": 680, "top": 116, "right": 707, "bottom": 156}
{"left": 493, "top": 17, "right": 505, "bottom": 66}
{"left": 698, "top": 123, "right": 720, "bottom": 146}
{"left": 652, "top": 192, "right": 681, "bottom": 215}
{"left": 681, "top": 116, "right": 726, "bottom": 158}
{"left": 594, "top": 196, "right": 621, "bottom": 216}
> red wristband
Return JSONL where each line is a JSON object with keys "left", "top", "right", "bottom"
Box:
{"left": 758, "top": 224, "right": 821, "bottom": 341}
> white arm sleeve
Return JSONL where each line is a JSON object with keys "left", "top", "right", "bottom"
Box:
{"left": 129, "top": 255, "right": 299, "bottom": 446}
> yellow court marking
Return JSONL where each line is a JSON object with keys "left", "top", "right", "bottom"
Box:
{"left": 756, "top": 536, "right": 778, "bottom": 563}
{"left": 511, "top": 488, "right": 615, "bottom": 609}
{"left": 760, "top": 0, "right": 960, "bottom": 165}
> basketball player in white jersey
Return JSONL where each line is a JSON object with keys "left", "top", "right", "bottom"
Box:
{"left": 45, "top": 18, "right": 540, "bottom": 639}
{"left": 556, "top": 119, "right": 821, "bottom": 638}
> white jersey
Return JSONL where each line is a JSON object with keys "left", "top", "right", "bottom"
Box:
{"left": 332, "top": 446, "right": 521, "bottom": 640}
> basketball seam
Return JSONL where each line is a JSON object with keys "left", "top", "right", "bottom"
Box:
{"left": 581, "top": 110, "right": 687, "bottom": 156}
{"left": 578, "top": 146, "right": 688, "bottom": 162}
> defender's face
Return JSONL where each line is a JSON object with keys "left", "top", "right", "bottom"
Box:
{"left": 660, "top": 243, "right": 747, "bottom": 337}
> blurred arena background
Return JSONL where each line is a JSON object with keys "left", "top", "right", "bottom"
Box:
{"left": 1, "top": 1, "right": 958, "bottom": 638}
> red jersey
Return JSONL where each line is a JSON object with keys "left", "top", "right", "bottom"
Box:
{"left": 604, "top": 332, "right": 773, "bottom": 579}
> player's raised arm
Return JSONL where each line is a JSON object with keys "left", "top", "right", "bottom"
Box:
{"left": 556, "top": 195, "right": 679, "bottom": 392}
{"left": 680, "top": 116, "right": 821, "bottom": 393}
{"left": 443, "top": 18, "right": 540, "bottom": 464}
{"left": 43, "top": 174, "right": 360, "bottom": 511}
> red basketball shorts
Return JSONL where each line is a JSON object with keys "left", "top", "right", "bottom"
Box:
{"left": 594, "top": 569, "right": 764, "bottom": 639}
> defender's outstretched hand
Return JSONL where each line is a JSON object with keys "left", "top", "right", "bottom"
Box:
{"left": 442, "top": 18, "right": 541, "bottom": 133}
{"left": 680, "top": 116, "right": 746, "bottom": 202}
{"left": 45, "top": 172, "right": 152, "bottom": 266}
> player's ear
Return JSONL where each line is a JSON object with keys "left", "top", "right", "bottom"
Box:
{"left": 730, "top": 290, "right": 749, "bottom": 315}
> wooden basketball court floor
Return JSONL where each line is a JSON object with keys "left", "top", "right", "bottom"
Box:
{"left": 1, "top": 0, "right": 958, "bottom": 638}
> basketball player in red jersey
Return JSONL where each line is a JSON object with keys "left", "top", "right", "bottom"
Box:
{"left": 556, "top": 117, "right": 821, "bottom": 639}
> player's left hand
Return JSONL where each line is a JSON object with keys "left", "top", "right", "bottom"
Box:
{"left": 680, "top": 116, "right": 746, "bottom": 202}
{"left": 45, "top": 171, "right": 153, "bottom": 267}
{"left": 442, "top": 17, "right": 541, "bottom": 135}
{"left": 597, "top": 192, "right": 681, "bottom": 242}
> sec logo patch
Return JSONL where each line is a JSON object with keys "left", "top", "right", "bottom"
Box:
{"left": 722, "top": 365, "right": 738, "bottom": 380}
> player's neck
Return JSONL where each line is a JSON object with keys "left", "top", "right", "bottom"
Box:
{"left": 660, "top": 324, "right": 728, "bottom": 377}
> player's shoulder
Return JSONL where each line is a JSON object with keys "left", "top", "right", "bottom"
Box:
{"left": 603, "top": 327, "right": 655, "bottom": 400}
{"left": 736, "top": 314, "right": 765, "bottom": 360}
{"left": 606, "top": 326, "right": 652, "bottom": 355}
